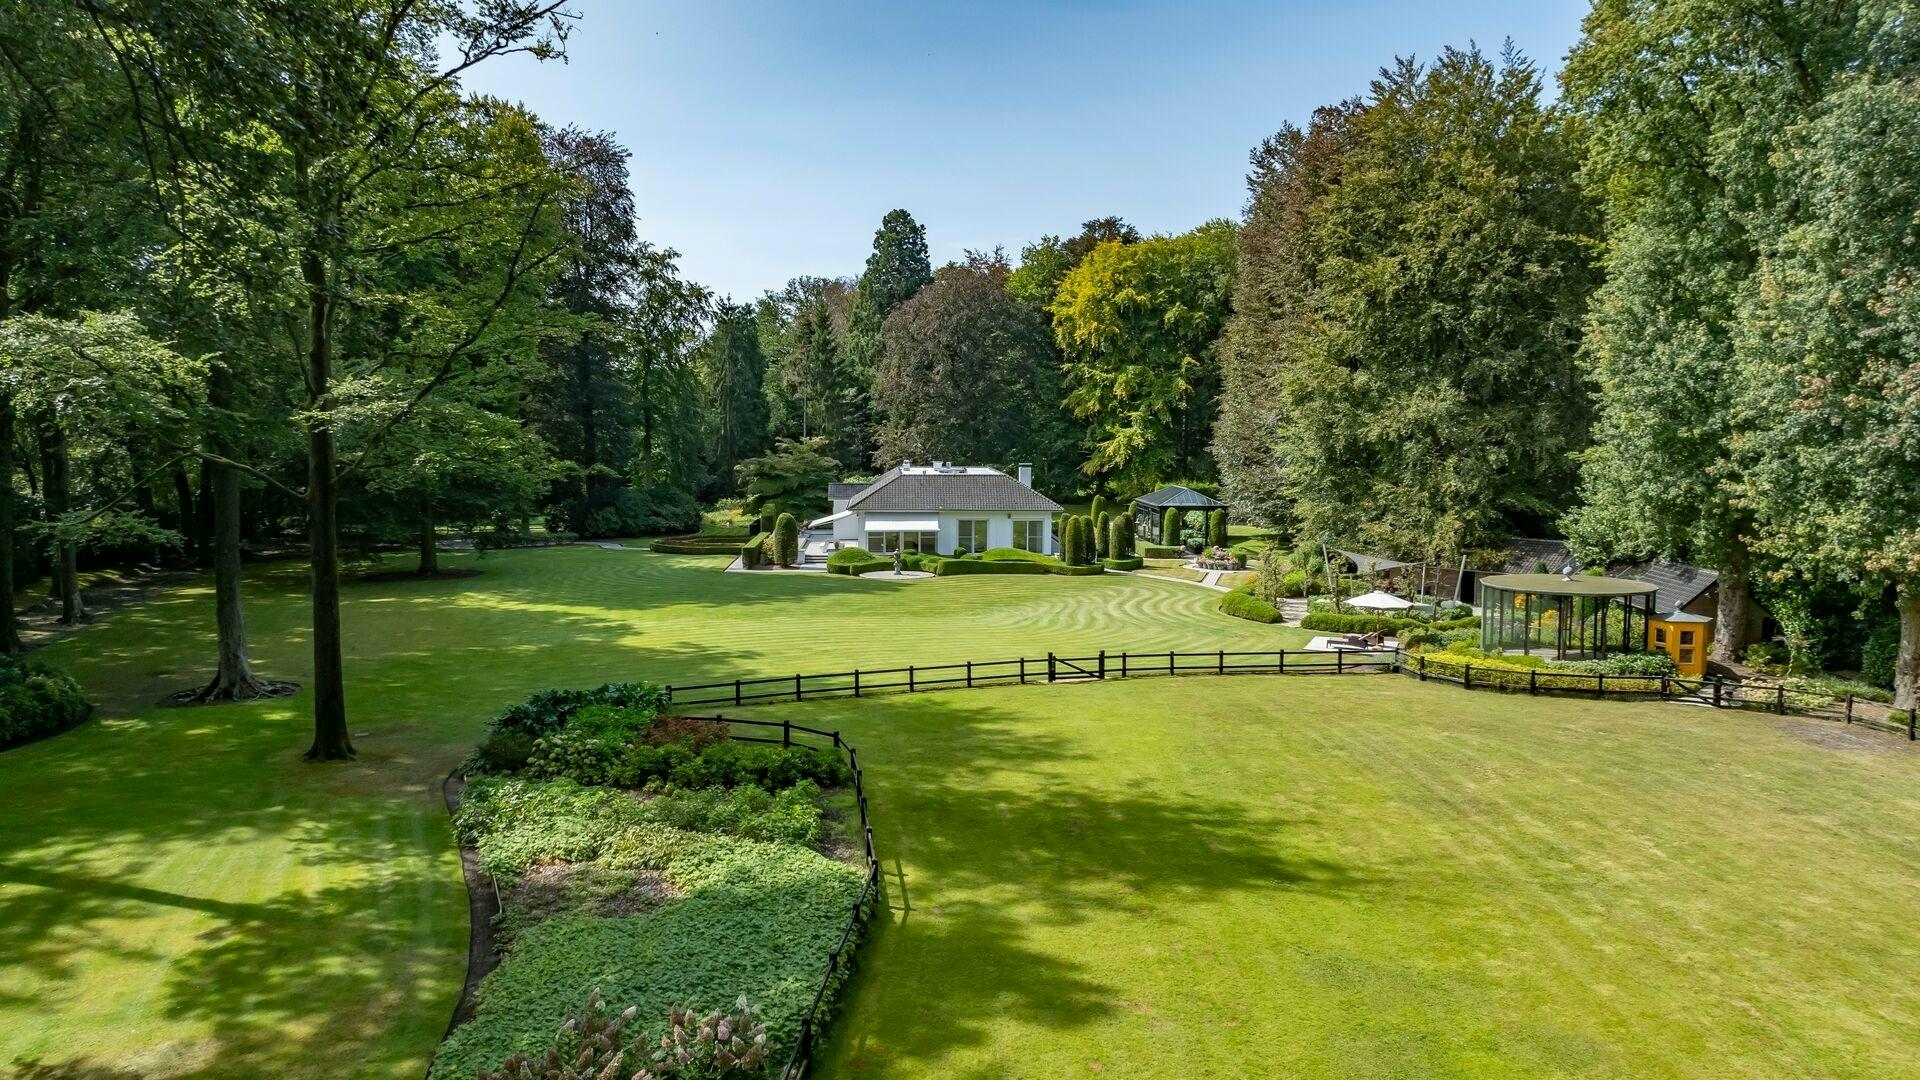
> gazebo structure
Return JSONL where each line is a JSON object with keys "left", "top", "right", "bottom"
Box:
{"left": 1478, "top": 573, "right": 1658, "bottom": 660}
{"left": 1133, "top": 485, "right": 1229, "bottom": 544}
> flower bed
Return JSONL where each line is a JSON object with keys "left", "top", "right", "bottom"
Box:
{"left": 433, "top": 685, "right": 869, "bottom": 1079}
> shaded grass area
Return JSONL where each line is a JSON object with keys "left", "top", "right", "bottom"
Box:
{"left": 740, "top": 678, "right": 1920, "bottom": 1078}
{"left": 0, "top": 547, "right": 1304, "bottom": 1079}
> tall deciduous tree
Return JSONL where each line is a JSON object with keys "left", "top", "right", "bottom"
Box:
{"left": 88, "top": 0, "right": 578, "bottom": 760}
{"left": 1052, "top": 220, "right": 1236, "bottom": 492}
{"left": 1733, "top": 73, "right": 1920, "bottom": 709}
{"left": 1214, "top": 102, "right": 1361, "bottom": 531}
{"left": 873, "top": 250, "right": 1074, "bottom": 487}
{"left": 1227, "top": 47, "right": 1595, "bottom": 560}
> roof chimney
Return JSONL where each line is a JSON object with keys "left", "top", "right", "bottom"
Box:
{"left": 1017, "top": 462, "right": 1032, "bottom": 487}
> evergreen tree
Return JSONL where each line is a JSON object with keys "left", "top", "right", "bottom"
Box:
{"left": 701, "top": 299, "right": 770, "bottom": 495}
{"left": 840, "top": 209, "right": 931, "bottom": 468}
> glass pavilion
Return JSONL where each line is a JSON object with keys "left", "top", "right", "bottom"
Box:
{"left": 1478, "top": 573, "right": 1658, "bottom": 660}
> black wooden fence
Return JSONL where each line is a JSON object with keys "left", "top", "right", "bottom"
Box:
{"left": 666, "top": 647, "right": 1916, "bottom": 741}
{"left": 685, "top": 714, "right": 879, "bottom": 1080}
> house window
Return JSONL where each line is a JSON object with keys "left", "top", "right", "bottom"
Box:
{"left": 1013, "top": 519, "right": 1044, "bottom": 552}
{"left": 1679, "top": 648, "right": 1695, "bottom": 665}
{"left": 1679, "top": 630, "right": 1695, "bottom": 646}
{"left": 956, "top": 519, "right": 989, "bottom": 554}
{"left": 1654, "top": 627, "right": 1668, "bottom": 646}
{"left": 868, "top": 530, "right": 938, "bottom": 554}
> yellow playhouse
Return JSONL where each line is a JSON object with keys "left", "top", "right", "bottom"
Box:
{"left": 1648, "top": 611, "right": 1713, "bottom": 678}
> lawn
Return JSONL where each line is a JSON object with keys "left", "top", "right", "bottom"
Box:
{"left": 770, "top": 678, "right": 1920, "bottom": 1078}
{"left": 0, "top": 546, "right": 1303, "bottom": 1079}
{"left": 9, "top": 548, "right": 1920, "bottom": 1079}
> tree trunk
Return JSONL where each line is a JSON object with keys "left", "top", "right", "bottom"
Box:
{"left": 1711, "top": 539, "right": 1753, "bottom": 664}
{"left": 42, "top": 424, "right": 82, "bottom": 624}
{"left": 416, "top": 491, "right": 438, "bottom": 576}
{"left": 1895, "top": 583, "right": 1919, "bottom": 714}
{"left": 303, "top": 240, "right": 354, "bottom": 762}
{"left": 191, "top": 457, "right": 281, "bottom": 701}
{"left": 0, "top": 396, "right": 17, "bottom": 653}
{"left": 194, "top": 458, "right": 215, "bottom": 566}
{"left": 172, "top": 463, "right": 198, "bottom": 551}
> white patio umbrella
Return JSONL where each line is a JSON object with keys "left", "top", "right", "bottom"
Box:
{"left": 1345, "top": 590, "right": 1415, "bottom": 612}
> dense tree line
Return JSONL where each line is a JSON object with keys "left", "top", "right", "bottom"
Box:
{"left": 6, "top": 0, "right": 1919, "bottom": 740}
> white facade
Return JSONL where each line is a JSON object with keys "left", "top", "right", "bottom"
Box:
{"left": 851, "top": 511, "right": 1054, "bottom": 556}
{"left": 810, "top": 461, "right": 1057, "bottom": 556}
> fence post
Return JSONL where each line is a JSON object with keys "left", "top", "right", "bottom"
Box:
{"left": 1121, "top": 651, "right": 1129, "bottom": 678}
{"left": 1845, "top": 694, "right": 1854, "bottom": 724}
{"left": 1660, "top": 674, "right": 1669, "bottom": 700}
{"left": 909, "top": 665, "right": 916, "bottom": 693}
{"left": 1048, "top": 652, "right": 1056, "bottom": 683}
{"left": 1169, "top": 651, "right": 1175, "bottom": 676}
{"left": 1218, "top": 649, "right": 1225, "bottom": 675}
{"left": 1277, "top": 650, "right": 1284, "bottom": 674}
{"left": 1098, "top": 649, "right": 1106, "bottom": 679}
{"left": 1909, "top": 710, "right": 1916, "bottom": 741}
{"left": 795, "top": 673, "right": 803, "bottom": 702}
{"left": 782, "top": 719, "right": 791, "bottom": 748}
{"left": 1336, "top": 650, "right": 1345, "bottom": 675}
{"left": 734, "top": 679, "right": 742, "bottom": 707}
{"left": 1597, "top": 672, "right": 1606, "bottom": 698}
{"left": 1019, "top": 657, "right": 1026, "bottom": 685}
{"left": 1529, "top": 668, "right": 1537, "bottom": 696}
{"left": 1463, "top": 663, "right": 1471, "bottom": 690}
{"left": 853, "top": 669, "right": 861, "bottom": 698}
{"left": 1417, "top": 654, "right": 1426, "bottom": 681}
{"left": 966, "top": 660, "right": 973, "bottom": 688}
{"left": 1776, "top": 685, "right": 1786, "bottom": 715}
{"left": 1712, "top": 677, "right": 1722, "bottom": 708}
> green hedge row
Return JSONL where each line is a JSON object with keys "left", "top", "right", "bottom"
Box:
{"left": 1140, "top": 545, "right": 1182, "bottom": 560}
{"left": 472, "top": 530, "right": 579, "bottom": 550}
{"left": 934, "top": 558, "right": 1050, "bottom": 576}
{"left": 738, "top": 531, "right": 769, "bottom": 568}
{"left": 1301, "top": 611, "right": 1481, "bottom": 636}
{"left": 1219, "top": 586, "right": 1283, "bottom": 624}
{"left": 1411, "top": 651, "right": 1666, "bottom": 694}
{"left": 650, "top": 535, "right": 747, "bottom": 555}
{"left": 1101, "top": 556, "right": 1144, "bottom": 570}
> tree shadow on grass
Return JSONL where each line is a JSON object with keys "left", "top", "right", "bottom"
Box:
{"left": 773, "top": 685, "right": 1388, "bottom": 1071}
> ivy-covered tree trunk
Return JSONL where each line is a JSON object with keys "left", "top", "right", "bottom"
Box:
{"left": 1712, "top": 538, "right": 1753, "bottom": 665}
{"left": 417, "top": 491, "right": 438, "bottom": 576}
{"left": 0, "top": 396, "right": 17, "bottom": 653}
{"left": 1896, "top": 585, "right": 1920, "bottom": 714}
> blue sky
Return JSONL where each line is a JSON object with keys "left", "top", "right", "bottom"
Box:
{"left": 460, "top": 1, "right": 1591, "bottom": 301}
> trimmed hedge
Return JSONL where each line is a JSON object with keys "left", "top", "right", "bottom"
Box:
{"left": 1161, "top": 507, "right": 1181, "bottom": 545}
{"left": 1206, "top": 508, "right": 1228, "bottom": 548}
{"left": 738, "top": 531, "right": 769, "bottom": 568}
{"left": 0, "top": 657, "right": 93, "bottom": 750}
{"left": 934, "top": 558, "right": 1051, "bottom": 577}
{"left": 649, "top": 535, "right": 747, "bottom": 555}
{"left": 1411, "top": 650, "right": 1666, "bottom": 695}
{"left": 772, "top": 513, "right": 799, "bottom": 566}
{"left": 1101, "top": 556, "right": 1144, "bottom": 571}
{"left": 1219, "top": 586, "right": 1282, "bottom": 624}
{"left": 1302, "top": 611, "right": 1481, "bottom": 637}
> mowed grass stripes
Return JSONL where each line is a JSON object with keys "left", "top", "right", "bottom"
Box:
{"left": 768, "top": 677, "right": 1920, "bottom": 1079}
{"left": 0, "top": 547, "right": 1303, "bottom": 1079}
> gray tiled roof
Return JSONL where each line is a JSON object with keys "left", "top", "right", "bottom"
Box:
{"left": 846, "top": 467, "right": 1061, "bottom": 512}
{"left": 1135, "top": 484, "right": 1228, "bottom": 509}
{"left": 827, "top": 482, "right": 870, "bottom": 500}
{"left": 1621, "top": 559, "right": 1719, "bottom": 614}
{"left": 1495, "top": 538, "right": 1573, "bottom": 574}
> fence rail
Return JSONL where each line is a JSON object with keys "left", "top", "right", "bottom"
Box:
{"left": 676, "top": 714, "right": 878, "bottom": 1080}
{"left": 666, "top": 647, "right": 1916, "bottom": 741}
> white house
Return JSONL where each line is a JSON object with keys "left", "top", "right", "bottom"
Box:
{"left": 809, "top": 461, "right": 1061, "bottom": 556}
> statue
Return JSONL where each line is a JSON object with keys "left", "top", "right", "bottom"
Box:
{"left": 892, "top": 548, "right": 904, "bottom": 575}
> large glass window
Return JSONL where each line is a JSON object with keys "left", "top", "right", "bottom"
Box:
{"left": 868, "top": 530, "right": 938, "bottom": 554}
{"left": 956, "top": 519, "right": 989, "bottom": 554}
{"left": 1013, "top": 519, "right": 1044, "bottom": 553}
